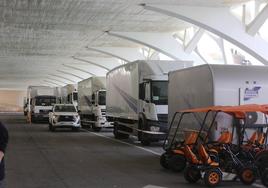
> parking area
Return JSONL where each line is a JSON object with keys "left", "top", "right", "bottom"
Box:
{"left": 0, "top": 114, "right": 262, "bottom": 188}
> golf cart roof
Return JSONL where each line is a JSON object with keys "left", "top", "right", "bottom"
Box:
{"left": 180, "top": 104, "right": 268, "bottom": 119}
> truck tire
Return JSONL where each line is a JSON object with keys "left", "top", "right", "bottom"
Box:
{"left": 31, "top": 115, "right": 36, "bottom": 123}
{"left": 138, "top": 114, "right": 150, "bottom": 146}
{"left": 49, "top": 125, "right": 55, "bottom": 132}
{"left": 92, "top": 124, "right": 101, "bottom": 132}
{"left": 72, "top": 127, "right": 80, "bottom": 132}
{"left": 113, "top": 121, "right": 129, "bottom": 139}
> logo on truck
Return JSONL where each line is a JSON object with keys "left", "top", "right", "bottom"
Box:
{"left": 114, "top": 84, "right": 138, "bottom": 113}
{"left": 244, "top": 86, "right": 261, "bottom": 101}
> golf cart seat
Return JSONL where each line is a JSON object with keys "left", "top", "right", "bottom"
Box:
{"left": 198, "top": 144, "right": 219, "bottom": 167}
{"left": 185, "top": 132, "right": 198, "bottom": 145}
{"left": 257, "top": 132, "right": 265, "bottom": 145}
{"left": 217, "top": 131, "right": 232, "bottom": 144}
{"left": 248, "top": 132, "right": 258, "bottom": 145}
{"left": 184, "top": 145, "right": 200, "bottom": 164}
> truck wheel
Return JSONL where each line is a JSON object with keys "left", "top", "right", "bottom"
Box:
{"left": 138, "top": 114, "right": 150, "bottom": 146}
{"left": 49, "top": 125, "right": 55, "bottom": 132}
{"left": 31, "top": 115, "right": 36, "bottom": 123}
{"left": 113, "top": 122, "right": 129, "bottom": 139}
{"left": 92, "top": 123, "right": 101, "bottom": 132}
{"left": 72, "top": 127, "right": 80, "bottom": 132}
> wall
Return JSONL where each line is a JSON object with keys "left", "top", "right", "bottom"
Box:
{"left": 0, "top": 90, "right": 26, "bottom": 112}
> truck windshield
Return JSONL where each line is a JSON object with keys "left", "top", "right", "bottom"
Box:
{"left": 98, "top": 91, "right": 106, "bottom": 105}
{"left": 151, "top": 81, "right": 168, "bottom": 105}
{"left": 54, "top": 105, "right": 76, "bottom": 112}
{"left": 73, "top": 92, "right": 78, "bottom": 101}
{"left": 35, "top": 97, "right": 56, "bottom": 106}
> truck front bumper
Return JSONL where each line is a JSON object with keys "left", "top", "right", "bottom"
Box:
{"left": 143, "top": 120, "right": 168, "bottom": 141}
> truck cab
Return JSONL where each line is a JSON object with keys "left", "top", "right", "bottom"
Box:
{"left": 88, "top": 89, "right": 111, "bottom": 131}
{"left": 138, "top": 79, "right": 169, "bottom": 140}
{"left": 68, "top": 91, "right": 78, "bottom": 107}
{"left": 30, "top": 95, "right": 56, "bottom": 122}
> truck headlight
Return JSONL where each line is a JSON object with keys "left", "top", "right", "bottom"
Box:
{"left": 53, "top": 115, "right": 59, "bottom": 123}
{"left": 74, "top": 115, "right": 80, "bottom": 122}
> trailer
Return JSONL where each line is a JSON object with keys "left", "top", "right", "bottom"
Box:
{"left": 27, "top": 86, "right": 57, "bottom": 122}
{"left": 168, "top": 64, "right": 268, "bottom": 140}
{"left": 106, "top": 60, "right": 192, "bottom": 145}
{"left": 78, "top": 76, "right": 111, "bottom": 131}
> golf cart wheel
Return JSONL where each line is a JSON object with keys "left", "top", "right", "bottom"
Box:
{"left": 160, "top": 152, "right": 169, "bottom": 169}
{"left": 204, "top": 168, "right": 222, "bottom": 187}
{"left": 261, "top": 169, "right": 268, "bottom": 187}
{"left": 184, "top": 166, "right": 201, "bottom": 183}
{"left": 238, "top": 167, "right": 256, "bottom": 185}
{"left": 168, "top": 154, "right": 186, "bottom": 172}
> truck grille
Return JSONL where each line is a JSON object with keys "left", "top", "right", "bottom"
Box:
{"left": 101, "top": 109, "right": 106, "bottom": 116}
{"left": 58, "top": 115, "right": 75, "bottom": 122}
{"left": 39, "top": 110, "right": 49, "bottom": 114}
{"left": 157, "top": 114, "right": 168, "bottom": 123}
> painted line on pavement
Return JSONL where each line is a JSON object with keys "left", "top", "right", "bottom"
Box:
{"left": 82, "top": 128, "right": 162, "bottom": 156}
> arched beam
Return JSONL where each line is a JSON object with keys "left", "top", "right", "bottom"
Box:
{"left": 48, "top": 74, "right": 76, "bottom": 83}
{"left": 107, "top": 31, "right": 177, "bottom": 60}
{"left": 86, "top": 47, "right": 145, "bottom": 62}
{"left": 46, "top": 77, "right": 69, "bottom": 85}
{"left": 63, "top": 64, "right": 96, "bottom": 76}
{"left": 72, "top": 56, "right": 110, "bottom": 71}
{"left": 107, "top": 31, "right": 204, "bottom": 63}
{"left": 57, "top": 70, "right": 85, "bottom": 80}
{"left": 43, "top": 80, "right": 62, "bottom": 87}
{"left": 143, "top": 4, "right": 268, "bottom": 65}
{"left": 247, "top": 3, "right": 268, "bottom": 36}
{"left": 184, "top": 28, "right": 205, "bottom": 53}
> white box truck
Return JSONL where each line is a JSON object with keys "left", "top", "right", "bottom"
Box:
{"left": 106, "top": 60, "right": 192, "bottom": 145}
{"left": 168, "top": 64, "right": 268, "bottom": 140}
{"left": 78, "top": 76, "right": 111, "bottom": 131}
{"left": 61, "top": 84, "right": 78, "bottom": 107}
{"left": 27, "top": 86, "right": 57, "bottom": 122}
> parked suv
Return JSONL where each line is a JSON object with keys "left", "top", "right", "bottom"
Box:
{"left": 49, "top": 104, "right": 80, "bottom": 131}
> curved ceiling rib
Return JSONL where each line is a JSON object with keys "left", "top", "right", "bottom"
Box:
{"left": 57, "top": 70, "right": 85, "bottom": 80}
{"left": 63, "top": 64, "right": 96, "bottom": 76}
{"left": 48, "top": 74, "right": 76, "bottom": 83}
{"left": 72, "top": 56, "right": 110, "bottom": 71}
{"left": 143, "top": 4, "right": 268, "bottom": 65}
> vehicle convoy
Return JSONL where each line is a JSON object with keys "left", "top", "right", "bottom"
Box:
{"left": 61, "top": 84, "right": 78, "bottom": 107}
{"left": 164, "top": 105, "right": 268, "bottom": 187}
{"left": 164, "top": 64, "right": 268, "bottom": 171}
{"left": 27, "top": 86, "right": 57, "bottom": 122}
{"left": 106, "top": 60, "right": 192, "bottom": 145}
{"left": 48, "top": 104, "right": 80, "bottom": 131}
{"left": 78, "top": 76, "right": 111, "bottom": 131}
